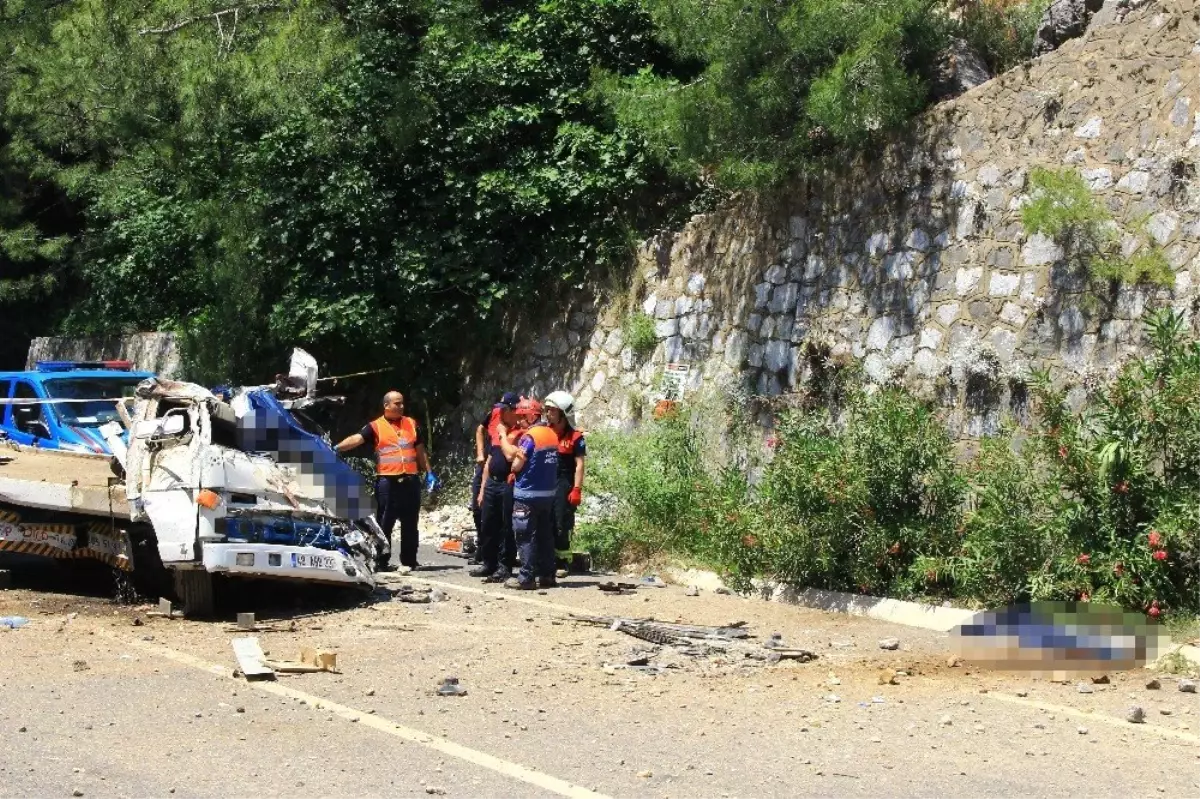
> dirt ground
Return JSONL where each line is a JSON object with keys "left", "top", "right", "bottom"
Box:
{"left": 2, "top": 550, "right": 1198, "bottom": 799}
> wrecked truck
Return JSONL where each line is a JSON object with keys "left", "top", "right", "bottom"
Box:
{"left": 0, "top": 353, "right": 389, "bottom": 616}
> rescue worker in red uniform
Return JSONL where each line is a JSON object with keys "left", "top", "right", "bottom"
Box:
{"left": 470, "top": 394, "right": 524, "bottom": 582}
{"left": 335, "top": 391, "right": 436, "bottom": 573}
{"left": 498, "top": 399, "right": 558, "bottom": 589}
{"left": 470, "top": 392, "right": 519, "bottom": 563}
{"left": 543, "top": 391, "right": 586, "bottom": 578}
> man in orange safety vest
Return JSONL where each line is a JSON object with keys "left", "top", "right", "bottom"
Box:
{"left": 335, "top": 391, "right": 436, "bottom": 573}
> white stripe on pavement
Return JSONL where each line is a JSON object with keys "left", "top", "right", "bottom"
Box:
{"left": 105, "top": 631, "right": 612, "bottom": 799}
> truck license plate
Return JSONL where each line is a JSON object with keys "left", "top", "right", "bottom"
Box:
{"left": 291, "top": 553, "right": 337, "bottom": 570}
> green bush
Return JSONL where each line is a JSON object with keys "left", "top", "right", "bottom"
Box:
{"left": 623, "top": 311, "right": 658, "bottom": 358}
{"left": 959, "top": 0, "right": 1051, "bottom": 75}
{"left": 580, "top": 311, "right": 1200, "bottom": 618}
{"left": 1021, "top": 167, "right": 1174, "bottom": 287}
{"left": 576, "top": 412, "right": 755, "bottom": 573}
{"left": 751, "top": 387, "right": 964, "bottom": 596}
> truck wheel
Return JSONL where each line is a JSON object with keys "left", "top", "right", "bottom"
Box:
{"left": 173, "top": 569, "right": 215, "bottom": 618}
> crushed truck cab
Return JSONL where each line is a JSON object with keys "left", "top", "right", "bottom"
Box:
{"left": 1, "top": 351, "right": 387, "bottom": 616}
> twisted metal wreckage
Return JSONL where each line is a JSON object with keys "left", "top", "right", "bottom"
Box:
{"left": 0, "top": 350, "right": 390, "bottom": 615}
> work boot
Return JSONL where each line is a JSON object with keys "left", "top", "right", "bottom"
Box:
{"left": 468, "top": 564, "right": 495, "bottom": 578}
{"left": 504, "top": 577, "right": 536, "bottom": 591}
{"left": 554, "top": 567, "right": 568, "bottom": 579}
{"left": 484, "top": 567, "right": 511, "bottom": 583}
{"left": 538, "top": 577, "right": 558, "bottom": 589}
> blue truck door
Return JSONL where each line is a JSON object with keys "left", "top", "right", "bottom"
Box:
{"left": 7, "top": 380, "right": 54, "bottom": 447}
{"left": 0, "top": 379, "right": 12, "bottom": 437}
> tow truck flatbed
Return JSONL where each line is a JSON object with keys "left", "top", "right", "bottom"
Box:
{"left": 0, "top": 444, "right": 129, "bottom": 519}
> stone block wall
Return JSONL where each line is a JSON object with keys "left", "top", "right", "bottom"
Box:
{"left": 26, "top": 333, "right": 182, "bottom": 378}
{"left": 458, "top": 1, "right": 1200, "bottom": 441}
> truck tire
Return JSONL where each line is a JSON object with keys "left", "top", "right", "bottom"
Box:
{"left": 173, "top": 569, "right": 215, "bottom": 618}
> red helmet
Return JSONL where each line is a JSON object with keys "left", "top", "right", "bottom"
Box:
{"left": 515, "top": 397, "right": 543, "bottom": 421}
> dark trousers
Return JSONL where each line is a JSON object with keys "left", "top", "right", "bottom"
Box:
{"left": 477, "top": 477, "right": 515, "bottom": 570}
{"left": 551, "top": 476, "right": 576, "bottom": 557}
{"left": 469, "top": 463, "right": 484, "bottom": 535}
{"left": 376, "top": 474, "right": 420, "bottom": 567}
{"left": 514, "top": 498, "right": 555, "bottom": 584}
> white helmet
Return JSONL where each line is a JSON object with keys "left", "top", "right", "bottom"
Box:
{"left": 544, "top": 390, "right": 575, "bottom": 415}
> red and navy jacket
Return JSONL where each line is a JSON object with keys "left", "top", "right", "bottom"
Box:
{"left": 556, "top": 427, "right": 587, "bottom": 479}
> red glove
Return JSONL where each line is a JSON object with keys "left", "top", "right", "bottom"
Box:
{"left": 567, "top": 486, "right": 582, "bottom": 507}
{"left": 507, "top": 473, "right": 516, "bottom": 485}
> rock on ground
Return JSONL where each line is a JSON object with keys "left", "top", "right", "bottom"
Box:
{"left": 1033, "top": 0, "right": 1105, "bottom": 57}
{"left": 931, "top": 38, "right": 992, "bottom": 102}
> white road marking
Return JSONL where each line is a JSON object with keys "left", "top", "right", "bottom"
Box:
{"left": 983, "top": 692, "right": 1200, "bottom": 744}
{"left": 104, "top": 631, "right": 611, "bottom": 799}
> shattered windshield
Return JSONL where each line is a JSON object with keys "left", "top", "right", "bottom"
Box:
{"left": 44, "top": 378, "right": 142, "bottom": 428}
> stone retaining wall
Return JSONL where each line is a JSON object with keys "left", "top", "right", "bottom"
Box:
{"left": 457, "top": 0, "right": 1200, "bottom": 442}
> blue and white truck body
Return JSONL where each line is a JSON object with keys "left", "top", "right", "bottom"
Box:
{"left": 0, "top": 351, "right": 388, "bottom": 615}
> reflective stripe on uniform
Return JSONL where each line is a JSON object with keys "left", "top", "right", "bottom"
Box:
{"left": 514, "top": 488, "right": 556, "bottom": 500}
{"left": 372, "top": 416, "right": 419, "bottom": 476}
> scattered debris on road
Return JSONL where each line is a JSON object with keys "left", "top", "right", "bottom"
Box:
{"left": 1126, "top": 705, "right": 1145, "bottom": 723}
{"left": 263, "top": 646, "right": 340, "bottom": 674}
{"left": 436, "top": 676, "right": 467, "bottom": 697}
{"left": 1, "top": 615, "right": 29, "bottom": 629}
{"left": 598, "top": 581, "right": 638, "bottom": 594}
{"left": 878, "top": 637, "right": 900, "bottom": 651}
{"left": 1146, "top": 678, "right": 1161, "bottom": 690}
{"left": 1179, "top": 679, "right": 1196, "bottom": 693}
{"left": 685, "top": 585, "right": 700, "bottom": 597}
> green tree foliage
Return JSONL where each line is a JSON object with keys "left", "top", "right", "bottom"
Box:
{"left": 1021, "top": 167, "right": 1173, "bottom": 287}
{"left": 599, "top": 0, "right": 951, "bottom": 188}
{"left": 958, "top": 0, "right": 1050, "bottom": 75}
{"left": 0, "top": 0, "right": 685, "bottom": 394}
{"left": 0, "top": 2, "right": 80, "bottom": 366}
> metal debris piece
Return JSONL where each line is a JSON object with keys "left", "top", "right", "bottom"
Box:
{"left": 568, "top": 614, "right": 749, "bottom": 641}
{"left": 436, "top": 676, "right": 467, "bottom": 697}
{"left": 598, "top": 581, "right": 638, "bottom": 593}
{"left": 762, "top": 644, "right": 817, "bottom": 662}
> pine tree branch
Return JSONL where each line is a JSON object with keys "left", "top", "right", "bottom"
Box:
{"left": 138, "top": 3, "right": 282, "bottom": 36}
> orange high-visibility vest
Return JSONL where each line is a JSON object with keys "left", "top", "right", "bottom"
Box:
{"left": 371, "top": 416, "right": 419, "bottom": 476}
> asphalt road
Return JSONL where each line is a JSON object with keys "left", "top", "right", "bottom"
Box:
{"left": 2, "top": 547, "right": 1198, "bottom": 799}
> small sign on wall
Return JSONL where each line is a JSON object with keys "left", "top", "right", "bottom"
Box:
{"left": 661, "top": 363, "right": 690, "bottom": 401}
